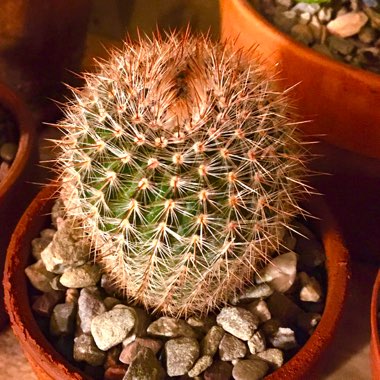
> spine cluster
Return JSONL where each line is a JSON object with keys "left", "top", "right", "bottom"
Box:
{"left": 57, "top": 32, "right": 310, "bottom": 317}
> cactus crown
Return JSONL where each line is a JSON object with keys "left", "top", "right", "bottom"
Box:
{"left": 57, "top": 32, "right": 310, "bottom": 317}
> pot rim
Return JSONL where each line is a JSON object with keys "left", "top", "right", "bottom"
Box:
{"left": 4, "top": 184, "right": 350, "bottom": 380}
{"left": 229, "top": 0, "right": 380, "bottom": 83}
{"left": 0, "top": 82, "right": 36, "bottom": 202}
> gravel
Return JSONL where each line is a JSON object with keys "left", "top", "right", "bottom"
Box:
{"left": 252, "top": 0, "right": 380, "bottom": 74}
{"left": 25, "top": 200, "right": 327, "bottom": 379}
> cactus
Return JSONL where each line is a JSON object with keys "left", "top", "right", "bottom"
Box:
{"left": 56, "top": 32, "right": 310, "bottom": 317}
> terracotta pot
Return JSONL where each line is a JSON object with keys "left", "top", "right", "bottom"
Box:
{"left": 371, "top": 270, "right": 380, "bottom": 378}
{"left": 4, "top": 184, "right": 349, "bottom": 379}
{"left": 0, "top": 82, "right": 37, "bottom": 330}
{"left": 0, "top": 0, "right": 92, "bottom": 122}
{"left": 219, "top": 0, "right": 380, "bottom": 159}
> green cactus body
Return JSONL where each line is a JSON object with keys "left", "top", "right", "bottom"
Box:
{"left": 58, "top": 32, "right": 309, "bottom": 317}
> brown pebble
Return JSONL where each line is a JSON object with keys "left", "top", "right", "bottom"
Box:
{"left": 104, "top": 365, "right": 128, "bottom": 380}
{"left": 32, "top": 291, "right": 65, "bottom": 317}
{"left": 204, "top": 360, "right": 233, "bottom": 380}
{"left": 120, "top": 337, "right": 163, "bottom": 364}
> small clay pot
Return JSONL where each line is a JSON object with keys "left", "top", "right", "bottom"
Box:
{"left": 219, "top": 0, "right": 380, "bottom": 159}
{"left": 4, "top": 184, "right": 349, "bottom": 379}
{"left": 371, "top": 270, "right": 380, "bottom": 378}
{"left": 0, "top": 82, "right": 37, "bottom": 330}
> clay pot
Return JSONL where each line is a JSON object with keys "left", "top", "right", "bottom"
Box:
{"left": 4, "top": 184, "right": 349, "bottom": 379}
{"left": 0, "top": 0, "right": 92, "bottom": 122}
{"left": 371, "top": 270, "right": 380, "bottom": 377}
{"left": 0, "top": 82, "right": 37, "bottom": 330}
{"left": 219, "top": 0, "right": 380, "bottom": 159}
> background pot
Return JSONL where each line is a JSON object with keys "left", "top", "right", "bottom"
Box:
{"left": 4, "top": 184, "right": 349, "bottom": 379}
{"left": 371, "top": 270, "right": 380, "bottom": 377}
{"left": 0, "top": 0, "right": 92, "bottom": 122}
{"left": 220, "top": 0, "right": 380, "bottom": 160}
{"left": 0, "top": 82, "right": 37, "bottom": 330}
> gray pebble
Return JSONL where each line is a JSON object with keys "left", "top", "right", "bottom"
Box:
{"left": 60, "top": 263, "right": 101, "bottom": 288}
{"left": 0, "top": 142, "right": 17, "bottom": 162}
{"left": 188, "top": 355, "right": 213, "bottom": 377}
{"left": 41, "top": 218, "right": 91, "bottom": 273}
{"left": 77, "top": 287, "right": 107, "bottom": 333}
{"left": 299, "top": 272, "right": 323, "bottom": 302}
{"left": 256, "top": 252, "right": 297, "bottom": 293}
{"left": 73, "top": 333, "right": 106, "bottom": 366}
{"left": 91, "top": 306, "right": 136, "bottom": 351}
{"left": 231, "top": 283, "right": 273, "bottom": 305}
{"left": 247, "top": 330, "right": 266, "bottom": 355}
{"left": 147, "top": 316, "right": 196, "bottom": 338}
{"left": 245, "top": 299, "right": 271, "bottom": 323}
{"left": 257, "top": 348, "right": 284, "bottom": 370}
{"left": 32, "top": 290, "right": 65, "bottom": 317}
{"left": 201, "top": 325, "right": 225, "bottom": 356}
{"left": 217, "top": 306, "right": 259, "bottom": 341}
{"left": 50, "top": 302, "right": 77, "bottom": 336}
{"left": 219, "top": 333, "right": 247, "bottom": 362}
{"left": 232, "top": 358, "right": 270, "bottom": 380}
{"left": 25, "top": 260, "right": 55, "bottom": 292}
{"left": 119, "top": 337, "right": 163, "bottom": 364}
{"left": 165, "top": 337, "right": 200, "bottom": 377}
{"left": 292, "top": 2, "right": 320, "bottom": 15}
{"left": 269, "top": 327, "right": 298, "bottom": 350}
{"left": 124, "top": 346, "right": 165, "bottom": 380}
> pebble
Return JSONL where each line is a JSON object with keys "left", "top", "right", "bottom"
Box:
{"left": 231, "top": 283, "right": 273, "bottom": 305}
{"left": 31, "top": 231, "right": 55, "bottom": 260}
{"left": 119, "top": 337, "right": 163, "bottom": 364}
{"left": 50, "top": 302, "right": 77, "bottom": 336}
{"left": 269, "top": 327, "right": 298, "bottom": 350}
{"left": 165, "top": 337, "right": 200, "bottom": 377}
{"left": 147, "top": 316, "right": 196, "bottom": 339}
{"left": 327, "top": 12, "right": 368, "bottom": 38}
{"left": 218, "top": 333, "right": 247, "bottom": 362}
{"left": 359, "top": 26, "right": 377, "bottom": 44}
{"left": 327, "top": 35, "right": 356, "bottom": 56}
{"left": 77, "top": 287, "right": 107, "bottom": 333}
{"left": 104, "top": 365, "right": 127, "bottom": 380}
{"left": 0, "top": 142, "right": 17, "bottom": 162}
{"left": 104, "top": 346, "right": 122, "bottom": 369}
{"left": 201, "top": 325, "right": 225, "bottom": 356}
{"left": 245, "top": 299, "right": 271, "bottom": 323}
{"left": 290, "top": 24, "right": 315, "bottom": 45}
{"left": 188, "top": 355, "right": 213, "bottom": 377}
{"left": 103, "top": 297, "right": 122, "bottom": 310}
{"left": 217, "top": 306, "right": 259, "bottom": 341}
{"left": 73, "top": 333, "right": 106, "bottom": 366}
{"left": 41, "top": 218, "right": 91, "bottom": 273}
{"left": 232, "top": 358, "right": 270, "bottom": 380}
{"left": 292, "top": 2, "right": 320, "bottom": 15}
{"left": 257, "top": 348, "right": 284, "bottom": 370}
{"left": 318, "top": 7, "right": 332, "bottom": 23}
{"left": 25, "top": 260, "right": 56, "bottom": 292}
{"left": 273, "top": 10, "right": 298, "bottom": 33}
{"left": 299, "top": 272, "right": 323, "bottom": 302}
{"left": 32, "top": 290, "right": 65, "bottom": 317}
{"left": 256, "top": 252, "right": 297, "bottom": 293}
{"left": 247, "top": 330, "right": 266, "bottom": 354}
{"left": 124, "top": 346, "right": 165, "bottom": 380}
{"left": 365, "top": 7, "right": 380, "bottom": 29}
{"left": 60, "top": 263, "right": 101, "bottom": 288}
{"left": 267, "top": 292, "right": 305, "bottom": 325}
{"left": 204, "top": 360, "right": 233, "bottom": 380}
{"left": 91, "top": 306, "right": 136, "bottom": 351}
